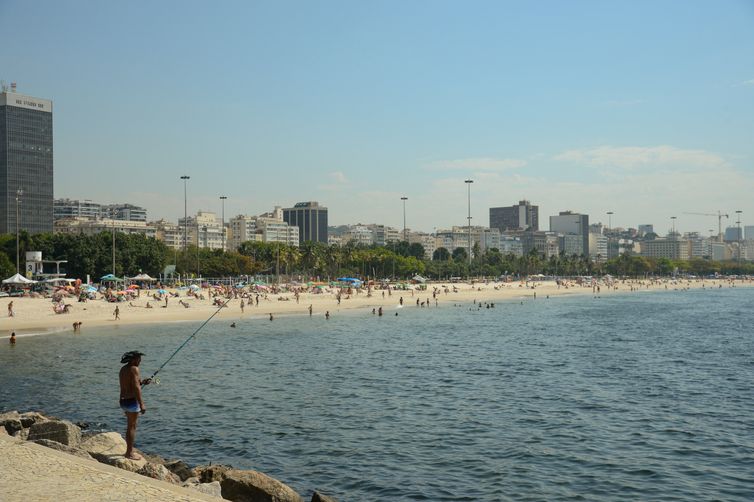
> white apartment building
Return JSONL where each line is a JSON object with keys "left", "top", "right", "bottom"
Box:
{"left": 179, "top": 211, "right": 225, "bottom": 250}
{"left": 149, "top": 219, "right": 182, "bottom": 249}
{"left": 435, "top": 226, "right": 502, "bottom": 257}
{"left": 227, "top": 211, "right": 299, "bottom": 250}
{"left": 342, "top": 225, "right": 374, "bottom": 246}
{"left": 54, "top": 217, "right": 156, "bottom": 238}
{"left": 589, "top": 233, "right": 608, "bottom": 261}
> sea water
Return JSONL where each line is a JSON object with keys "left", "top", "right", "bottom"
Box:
{"left": 1, "top": 287, "right": 753, "bottom": 501}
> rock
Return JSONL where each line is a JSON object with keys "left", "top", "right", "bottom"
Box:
{"left": 3, "top": 419, "right": 23, "bottom": 435}
{"left": 80, "top": 432, "right": 127, "bottom": 457}
{"left": 196, "top": 464, "right": 233, "bottom": 483}
{"left": 13, "top": 428, "right": 29, "bottom": 440}
{"left": 96, "top": 453, "right": 148, "bottom": 473}
{"left": 137, "top": 462, "right": 181, "bottom": 484}
{"left": 33, "top": 439, "right": 94, "bottom": 460}
{"left": 183, "top": 480, "right": 224, "bottom": 499}
{"left": 311, "top": 492, "right": 338, "bottom": 502}
{"left": 0, "top": 410, "right": 20, "bottom": 422}
{"left": 20, "top": 412, "right": 48, "bottom": 428}
{"left": 220, "top": 469, "right": 303, "bottom": 502}
{"left": 27, "top": 420, "right": 81, "bottom": 447}
{"left": 0, "top": 426, "right": 7, "bottom": 436}
{"left": 165, "top": 459, "right": 194, "bottom": 481}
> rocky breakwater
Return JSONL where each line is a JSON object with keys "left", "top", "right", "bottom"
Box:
{"left": 1, "top": 410, "right": 338, "bottom": 502}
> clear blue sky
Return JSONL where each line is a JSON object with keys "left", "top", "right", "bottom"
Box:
{"left": 2, "top": 0, "right": 753, "bottom": 235}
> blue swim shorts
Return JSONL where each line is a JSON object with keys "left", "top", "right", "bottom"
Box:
{"left": 119, "top": 398, "right": 141, "bottom": 413}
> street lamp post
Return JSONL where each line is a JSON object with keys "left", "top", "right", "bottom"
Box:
{"left": 15, "top": 188, "right": 22, "bottom": 275}
{"left": 736, "top": 210, "right": 743, "bottom": 265}
{"left": 401, "top": 197, "right": 408, "bottom": 242}
{"left": 220, "top": 196, "right": 227, "bottom": 251}
{"left": 180, "top": 175, "right": 190, "bottom": 254}
{"left": 670, "top": 216, "right": 677, "bottom": 237}
{"left": 465, "top": 180, "right": 473, "bottom": 265}
{"left": 606, "top": 211, "right": 613, "bottom": 234}
{"left": 112, "top": 224, "right": 116, "bottom": 276}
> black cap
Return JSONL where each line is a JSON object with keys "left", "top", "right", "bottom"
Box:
{"left": 120, "top": 350, "right": 145, "bottom": 363}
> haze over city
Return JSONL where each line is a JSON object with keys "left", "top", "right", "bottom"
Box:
{"left": 1, "top": 0, "right": 753, "bottom": 234}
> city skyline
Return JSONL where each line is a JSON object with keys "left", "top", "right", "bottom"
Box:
{"left": 1, "top": 1, "right": 752, "bottom": 235}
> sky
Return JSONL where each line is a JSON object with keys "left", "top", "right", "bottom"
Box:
{"left": 1, "top": 0, "right": 753, "bottom": 236}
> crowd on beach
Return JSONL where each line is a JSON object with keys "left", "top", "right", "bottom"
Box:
{"left": 1, "top": 274, "right": 751, "bottom": 336}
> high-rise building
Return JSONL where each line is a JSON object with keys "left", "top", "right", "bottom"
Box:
{"left": 549, "top": 211, "right": 589, "bottom": 257}
{"left": 0, "top": 84, "right": 53, "bottom": 234}
{"left": 638, "top": 224, "right": 654, "bottom": 236}
{"left": 724, "top": 226, "right": 742, "bottom": 242}
{"left": 489, "top": 200, "right": 539, "bottom": 232}
{"left": 745, "top": 226, "right": 754, "bottom": 241}
{"left": 283, "top": 201, "right": 328, "bottom": 244}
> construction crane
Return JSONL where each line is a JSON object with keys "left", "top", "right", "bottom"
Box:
{"left": 683, "top": 211, "right": 728, "bottom": 242}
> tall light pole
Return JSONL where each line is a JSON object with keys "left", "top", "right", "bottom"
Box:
{"left": 465, "top": 179, "right": 473, "bottom": 265}
{"left": 180, "top": 176, "right": 190, "bottom": 253}
{"left": 606, "top": 211, "right": 613, "bottom": 234}
{"left": 736, "top": 210, "right": 743, "bottom": 265}
{"left": 219, "top": 195, "right": 227, "bottom": 251}
{"left": 15, "top": 188, "right": 22, "bottom": 275}
{"left": 670, "top": 216, "right": 677, "bottom": 237}
{"left": 112, "top": 223, "right": 116, "bottom": 276}
{"left": 401, "top": 197, "right": 408, "bottom": 242}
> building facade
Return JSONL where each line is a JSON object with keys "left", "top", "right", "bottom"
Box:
{"left": 550, "top": 211, "right": 589, "bottom": 256}
{"left": 489, "top": 200, "right": 539, "bottom": 232}
{"left": 0, "top": 86, "right": 54, "bottom": 234}
{"left": 54, "top": 199, "right": 147, "bottom": 222}
{"left": 640, "top": 239, "right": 691, "bottom": 260}
{"left": 55, "top": 217, "right": 156, "bottom": 238}
{"left": 283, "top": 201, "right": 328, "bottom": 244}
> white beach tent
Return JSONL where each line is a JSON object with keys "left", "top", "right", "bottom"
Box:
{"left": 130, "top": 273, "right": 157, "bottom": 281}
{"left": 2, "top": 273, "right": 37, "bottom": 285}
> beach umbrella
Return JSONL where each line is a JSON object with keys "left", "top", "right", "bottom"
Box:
{"left": 189, "top": 284, "right": 200, "bottom": 291}
{"left": 157, "top": 289, "right": 167, "bottom": 294}
{"left": 127, "top": 284, "right": 139, "bottom": 289}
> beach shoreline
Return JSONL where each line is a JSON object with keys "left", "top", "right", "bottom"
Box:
{"left": 2, "top": 278, "right": 751, "bottom": 336}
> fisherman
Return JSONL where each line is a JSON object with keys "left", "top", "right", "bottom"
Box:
{"left": 119, "top": 351, "right": 151, "bottom": 460}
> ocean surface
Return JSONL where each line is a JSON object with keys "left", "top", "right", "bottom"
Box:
{"left": 2, "top": 287, "right": 753, "bottom": 501}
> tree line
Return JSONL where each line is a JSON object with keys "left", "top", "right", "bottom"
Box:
{"left": 0, "top": 232, "right": 752, "bottom": 281}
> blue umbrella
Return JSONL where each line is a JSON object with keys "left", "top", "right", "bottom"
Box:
{"left": 157, "top": 289, "right": 167, "bottom": 294}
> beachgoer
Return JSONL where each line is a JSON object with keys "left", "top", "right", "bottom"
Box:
{"left": 269, "top": 313, "right": 274, "bottom": 321}
{"left": 325, "top": 311, "right": 330, "bottom": 320}
{"left": 378, "top": 307, "right": 383, "bottom": 316}
{"left": 119, "top": 351, "right": 150, "bottom": 460}
{"left": 399, "top": 297, "right": 403, "bottom": 306}
{"left": 240, "top": 300, "right": 245, "bottom": 313}
{"left": 10, "top": 332, "right": 16, "bottom": 344}
{"left": 146, "top": 302, "right": 152, "bottom": 309}
{"left": 230, "top": 322, "right": 236, "bottom": 328}
{"left": 308, "top": 304, "right": 313, "bottom": 316}
{"left": 8, "top": 301, "right": 14, "bottom": 317}
{"left": 114, "top": 306, "right": 120, "bottom": 320}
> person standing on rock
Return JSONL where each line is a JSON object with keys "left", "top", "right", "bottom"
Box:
{"left": 119, "top": 350, "right": 151, "bottom": 460}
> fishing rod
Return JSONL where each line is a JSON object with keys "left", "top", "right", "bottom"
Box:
{"left": 146, "top": 296, "right": 233, "bottom": 385}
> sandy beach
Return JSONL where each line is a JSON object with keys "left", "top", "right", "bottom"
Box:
{"left": 2, "top": 277, "right": 751, "bottom": 336}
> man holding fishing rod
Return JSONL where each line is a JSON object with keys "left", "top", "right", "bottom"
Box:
{"left": 119, "top": 350, "right": 152, "bottom": 460}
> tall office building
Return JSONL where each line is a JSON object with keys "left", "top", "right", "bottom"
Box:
{"left": 489, "top": 200, "right": 539, "bottom": 232}
{"left": 283, "top": 201, "right": 328, "bottom": 244}
{"left": 0, "top": 84, "right": 54, "bottom": 234}
{"left": 550, "top": 211, "right": 589, "bottom": 256}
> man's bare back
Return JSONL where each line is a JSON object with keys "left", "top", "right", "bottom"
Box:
{"left": 119, "top": 364, "right": 141, "bottom": 401}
